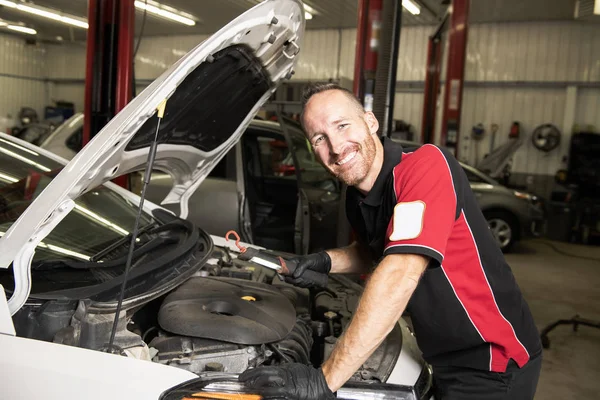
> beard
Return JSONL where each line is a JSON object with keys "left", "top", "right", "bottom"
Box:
{"left": 326, "top": 128, "right": 377, "bottom": 187}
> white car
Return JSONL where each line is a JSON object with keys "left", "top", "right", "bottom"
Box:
{"left": 0, "top": 1, "right": 432, "bottom": 399}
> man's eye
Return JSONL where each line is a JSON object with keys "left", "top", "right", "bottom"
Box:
{"left": 314, "top": 136, "right": 324, "bottom": 145}
{"left": 338, "top": 124, "right": 348, "bottom": 130}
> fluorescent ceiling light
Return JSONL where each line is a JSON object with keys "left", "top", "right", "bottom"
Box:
{"left": 0, "top": 172, "right": 18, "bottom": 183}
{"left": 303, "top": 4, "right": 318, "bottom": 14}
{"left": 74, "top": 204, "right": 129, "bottom": 236}
{"left": 134, "top": 0, "right": 197, "bottom": 26}
{"left": 7, "top": 24, "right": 36, "bottom": 34}
{"left": 0, "top": 0, "right": 88, "bottom": 28}
{"left": 0, "top": 231, "right": 89, "bottom": 261}
{"left": 43, "top": 242, "right": 90, "bottom": 261}
{"left": 402, "top": 0, "right": 421, "bottom": 15}
{"left": 0, "top": 146, "right": 49, "bottom": 171}
{"left": 303, "top": 3, "right": 317, "bottom": 20}
{"left": 0, "top": 138, "right": 39, "bottom": 156}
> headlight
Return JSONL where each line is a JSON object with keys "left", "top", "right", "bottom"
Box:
{"left": 514, "top": 190, "right": 544, "bottom": 210}
{"left": 160, "top": 372, "right": 430, "bottom": 400}
{"left": 513, "top": 190, "right": 533, "bottom": 201}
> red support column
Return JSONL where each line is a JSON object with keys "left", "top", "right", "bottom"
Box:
{"left": 83, "top": 0, "right": 135, "bottom": 189}
{"left": 440, "top": 0, "right": 470, "bottom": 156}
{"left": 361, "top": 0, "right": 382, "bottom": 112}
{"left": 116, "top": 0, "right": 135, "bottom": 113}
{"left": 83, "top": 0, "right": 99, "bottom": 147}
{"left": 421, "top": 36, "right": 443, "bottom": 144}
{"left": 353, "top": 0, "right": 369, "bottom": 99}
{"left": 112, "top": 0, "right": 135, "bottom": 189}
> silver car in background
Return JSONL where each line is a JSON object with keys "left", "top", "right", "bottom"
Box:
{"left": 460, "top": 162, "right": 545, "bottom": 251}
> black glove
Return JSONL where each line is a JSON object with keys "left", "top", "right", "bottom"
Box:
{"left": 284, "top": 251, "right": 331, "bottom": 288}
{"left": 238, "top": 363, "right": 336, "bottom": 400}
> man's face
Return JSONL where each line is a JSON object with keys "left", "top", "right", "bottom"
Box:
{"left": 302, "top": 90, "right": 379, "bottom": 187}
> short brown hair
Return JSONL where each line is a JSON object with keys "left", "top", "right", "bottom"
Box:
{"left": 299, "top": 82, "right": 365, "bottom": 129}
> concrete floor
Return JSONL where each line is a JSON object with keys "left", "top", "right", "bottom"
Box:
{"left": 506, "top": 238, "right": 600, "bottom": 400}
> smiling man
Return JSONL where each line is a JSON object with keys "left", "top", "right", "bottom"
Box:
{"left": 239, "top": 83, "right": 542, "bottom": 400}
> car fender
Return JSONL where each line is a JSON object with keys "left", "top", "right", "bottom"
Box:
{"left": 0, "top": 334, "right": 196, "bottom": 399}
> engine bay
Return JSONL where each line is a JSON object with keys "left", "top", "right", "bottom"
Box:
{"left": 12, "top": 245, "right": 402, "bottom": 384}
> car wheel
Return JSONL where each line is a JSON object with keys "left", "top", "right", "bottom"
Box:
{"left": 484, "top": 211, "right": 518, "bottom": 252}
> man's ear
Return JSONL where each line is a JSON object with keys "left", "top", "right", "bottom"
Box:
{"left": 364, "top": 112, "right": 379, "bottom": 135}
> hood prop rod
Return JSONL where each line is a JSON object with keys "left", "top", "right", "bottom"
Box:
{"left": 106, "top": 99, "right": 168, "bottom": 354}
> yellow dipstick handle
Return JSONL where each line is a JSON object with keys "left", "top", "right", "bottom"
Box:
{"left": 157, "top": 99, "right": 168, "bottom": 119}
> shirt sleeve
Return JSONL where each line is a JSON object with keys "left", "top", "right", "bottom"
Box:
{"left": 383, "top": 145, "right": 457, "bottom": 265}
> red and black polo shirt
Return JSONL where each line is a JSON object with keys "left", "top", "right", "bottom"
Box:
{"left": 346, "top": 137, "right": 541, "bottom": 372}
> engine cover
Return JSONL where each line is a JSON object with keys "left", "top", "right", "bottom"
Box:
{"left": 158, "top": 277, "right": 296, "bottom": 344}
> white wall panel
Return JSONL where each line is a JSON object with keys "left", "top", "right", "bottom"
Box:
{"left": 575, "top": 89, "right": 600, "bottom": 129}
{"left": 459, "top": 88, "right": 567, "bottom": 175}
{"left": 465, "top": 22, "right": 600, "bottom": 82}
{"left": 338, "top": 28, "right": 357, "bottom": 80}
{"left": 48, "top": 83, "right": 85, "bottom": 113}
{"left": 293, "top": 29, "right": 340, "bottom": 80}
{"left": 135, "top": 35, "right": 209, "bottom": 80}
{"left": 46, "top": 43, "right": 86, "bottom": 80}
{"left": 396, "top": 25, "right": 430, "bottom": 81}
{"left": 393, "top": 92, "right": 424, "bottom": 137}
{"left": 0, "top": 77, "right": 47, "bottom": 130}
{"left": 0, "top": 34, "right": 48, "bottom": 121}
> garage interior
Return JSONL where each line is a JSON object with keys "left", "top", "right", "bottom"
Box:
{"left": 0, "top": 0, "right": 599, "bottom": 399}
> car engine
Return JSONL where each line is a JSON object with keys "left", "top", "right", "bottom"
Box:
{"left": 138, "top": 246, "right": 402, "bottom": 383}
{"left": 13, "top": 245, "right": 402, "bottom": 383}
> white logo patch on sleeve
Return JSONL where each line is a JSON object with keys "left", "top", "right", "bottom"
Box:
{"left": 389, "top": 201, "right": 426, "bottom": 241}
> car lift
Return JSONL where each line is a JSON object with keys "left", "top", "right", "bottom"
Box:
{"left": 421, "top": 14, "right": 448, "bottom": 145}
{"left": 353, "top": 0, "right": 383, "bottom": 112}
{"left": 83, "top": 0, "right": 135, "bottom": 188}
{"left": 421, "top": 0, "right": 470, "bottom": 159}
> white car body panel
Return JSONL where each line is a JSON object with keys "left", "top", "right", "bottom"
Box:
{"left": 40, "top": 113, "right": 83, "bottom": 160}
{"left": 0, "top": 334, "right": 196, "bottom": 400}
{"left": 0, "top": 285, "right": 15, "bottom": 336}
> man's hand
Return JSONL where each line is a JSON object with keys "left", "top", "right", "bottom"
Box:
{"left": 284, "top": 251, "right": 331, "bottom": 288}
{"left": 238, "top": 363, "right": 336, "bottom": 400}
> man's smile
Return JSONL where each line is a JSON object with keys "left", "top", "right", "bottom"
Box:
{"left": 335, "top": 150, "right": 358, "bottom": 166}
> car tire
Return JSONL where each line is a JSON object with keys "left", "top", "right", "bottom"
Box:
{"left": 484, "top": 210, "right": 519, "bottom": 253}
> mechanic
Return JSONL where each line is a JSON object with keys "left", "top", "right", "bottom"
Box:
{"left": 239, "top": 83, "right": 542, "bottom": 400}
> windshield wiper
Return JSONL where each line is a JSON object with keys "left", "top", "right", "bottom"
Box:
{"left": 32, "top": 233, "right": 179, "bottom": 271}
{"left": 89, "top": 222, "right": 156, "bottom": 263}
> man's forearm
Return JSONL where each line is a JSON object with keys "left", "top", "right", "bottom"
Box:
{"left": 321, "top": 253, "right": 429, "bottom": 392}
{"left": 326, "top": 241, "right": 373, "bottom": 274}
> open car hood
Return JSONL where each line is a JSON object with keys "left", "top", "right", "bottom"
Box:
{"left": 0, "top": 0, "right": 305, "bottom": 315}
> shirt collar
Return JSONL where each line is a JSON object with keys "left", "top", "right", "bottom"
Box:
{"left": 355, "top": 137, "right": 404, "bottom": 206}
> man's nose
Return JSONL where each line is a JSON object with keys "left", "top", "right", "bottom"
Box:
{"left": 328, "top": 131, "right": 344, "bottom": 155}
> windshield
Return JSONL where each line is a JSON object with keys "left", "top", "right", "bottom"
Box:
{"left": 0, "top": 139, "right": 154, "bottom": 293}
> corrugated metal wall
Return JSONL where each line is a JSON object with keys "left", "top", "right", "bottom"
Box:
{"left": 576, "top": 88, "right": 600, "bottom": 129}
{"left": 459, "top": 22, "right": 600, "bottom": 174}
{"left": 3, "top": 20, "right": 599, "bottom": 179}
{"left": 337, "top": 22, "right": 600, "bottom": 176}
{"left": 0, "top": 34, "right": 48, "bottom": 131}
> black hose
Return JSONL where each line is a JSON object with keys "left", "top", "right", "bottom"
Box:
{"left": 269, "top": 344, "right": 293, "bottom": 364}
